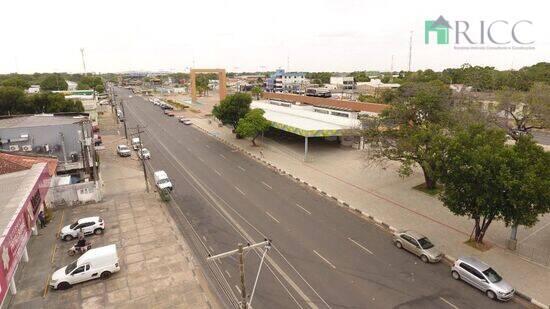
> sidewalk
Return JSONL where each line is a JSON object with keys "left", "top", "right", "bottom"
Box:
{"left": 7, "top": 105, "right": 216, "bottom": 309}
{"left": 192, "top": 116, "right": 550, "bottom": 306}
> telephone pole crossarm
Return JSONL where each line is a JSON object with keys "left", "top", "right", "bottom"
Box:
{"left": 206, "top": 240, "right": 270, "bottom": 261}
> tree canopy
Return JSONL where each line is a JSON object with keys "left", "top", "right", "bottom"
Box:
{"left": 2, "top": 76, "right": 30, "bottom": 90}
{"left": 40, "top": 74, "right": 68, "bottom": 91}
{"left": 438, "top": 125, "right": 550, "bottom": 243}
{"left": 0, "top": 86, "right": 83, "bottom": 115}
{"left": 77, "top": 76, "right": 104, "bottom": 92}
{"left": 212, "top": 93, "right": 252, "bottom": 129}
{"left": 251, "top": 86, "right": 263, "bottom": 99}
{"left": 235, "top": 109, "right": 271, "bottom": 146}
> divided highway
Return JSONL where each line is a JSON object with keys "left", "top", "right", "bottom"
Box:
{"left": 116, "top": 88, "right": 520, "bottom": 309}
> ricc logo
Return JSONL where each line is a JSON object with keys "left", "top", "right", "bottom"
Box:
{"left": 425, "top": 15, "right": 535, "bottom": 49}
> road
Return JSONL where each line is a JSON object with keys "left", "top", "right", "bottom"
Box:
{"left": 115, "top": 88, "right": 523, "bottom": 309}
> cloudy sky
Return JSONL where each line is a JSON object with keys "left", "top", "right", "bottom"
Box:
{"left": 0, "top": 0, "right": 548, "bottom": 73}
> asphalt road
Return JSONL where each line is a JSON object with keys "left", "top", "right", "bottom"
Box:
{"left": 115, "top": 88, "right": 524, "bottom": 309}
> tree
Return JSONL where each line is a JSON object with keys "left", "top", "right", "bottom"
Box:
{"left": 235, "top": 109, "right": 271, "bottom": 146}
{"left": 77, "top": 76, "right": 104, "bottom": 92}
{"left": 438, "top": 125, "right": 550, "bottom": 244}
{"left": 40, "top": 74, "right": 68, "bottom": 91}
{"left": 212, "top": 93, "right": 252, "bottom": 129}
{"left": 2, "top": 76, "right": 30, "bottom": 90}
{"left": 0, "top": 87, "right": 83, "bottom": 115}
{"left": 493, "top": 83, "right": 550, "bottom": 140}
{"left": 0, "top": 87, "right": 29, "bottom": 115}
{"left": 362, "top": 80, "right": 452, "bottom": 189}
{"left": 251, "top": 86, "right": 263, "bottom": 99}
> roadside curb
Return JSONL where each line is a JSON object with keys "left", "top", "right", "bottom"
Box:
{"left": 195, "top": 123, "right": 549, "bottom": 309}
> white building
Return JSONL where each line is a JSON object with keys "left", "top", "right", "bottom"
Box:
{"left": 356, "top": 79, "right": 400, "bottom": 95}
{"left": 330, "top": 76, "right": 355, "bottom": 90}
{"left": 282, "top": 72, "right": 307, "bottom": 92}
{"left": 26, "top": 85, "right": 40, "bottom": 94}
{"left": 66, "top": 81, "right": 78, "bottom": 91}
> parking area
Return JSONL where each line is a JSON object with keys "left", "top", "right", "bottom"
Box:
{"left": 7, "top": 104, "right": 214, "bottom": 309}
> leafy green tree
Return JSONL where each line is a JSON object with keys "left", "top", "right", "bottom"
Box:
{"left": 195, "top": 74, "right": 210, "bottom": 95}
{"left": 27, "top": 93, "right": 84, "bottom": 113}
{"left": 2, "top": 76, "right": 30, "bottom": 90}
{"left": 0, "top": 87, "right": 29, "bottom": 115}
{"left": 251, "top": 86, "right": 263, "bottom": 99}
{"left": 236, "top": 109, "right": 271, "bottom": 146}
{"left": 77, "top": 76, "right": 104, "bottom": 91}
{"left": 350, "top": 71, "right": 371, "bottom": 82}
{"left": 362, "top": 80, "right": 452, "bottom": 189}
{"left": 212, "top": 93, "right": 252, "bottom": 129}
{"left": 40, "top": 74, "right": 68, "bottom": 91}
{"left": 438, "top": 125, "right": 550, "bottom": 244}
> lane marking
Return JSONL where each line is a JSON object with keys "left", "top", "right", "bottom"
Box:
{"left": 202, "top": 235, "right": 207, "bottom": 242}
{"left": 266, "top": 211, "right": 280, "bottom": 223}
{"left": 348, "top": 237, "right": 374, "bottom": 255}
{"left": 220, "top": 154, "right": 227, "bottom": 159}
{"left": 198, "top": 157, "right": 205, "bottom": 163}
{"left": 295, "top": 203, "right": 311, "bottom": 215}
{"left": 225, "top": 270, "right": 232, "bottom": 278}
{"left": 439, "top": 297, "right": 459, "bottom": 309}
{"left": 313, "top": 250, "right": 336, "bottom": 269}
{"left": 235, "top": 285, "right": 241, "bottom": 294}
{"left": 213, "top": 169, "right": 222, "bottom": 176}
{"left": 209, "top": 246, "right": 214, "bottom": 252}
{"left": 262, "top": 181, "right": 272, "bottom": 190}
{"left": 237, "top": 165, "right": 246, "bottom": 172}
{"left": 205, "top": 144, "right": 210, "bottom": 148}
{"left": 235, "top": 186, "right": 245, "bottom": 195}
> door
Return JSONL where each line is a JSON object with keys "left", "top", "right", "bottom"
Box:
{"left": 470, "top": 268, "right": 489, "bottom": 290}
{"left": 70, "top": 264, "right": 93, "bottom": 284}
{"left": 459, "top": 263, "right": 477, "bottom": 287}
{"left": 81, "top": 222, "right": 95, "bottom": 235}
{"left": 401, "top": 235, "right": 419, "bottom": 255}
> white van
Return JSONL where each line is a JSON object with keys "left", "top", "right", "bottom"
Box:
{"left": 131, "top": 137, "right": 141, "bottom": 150}
{"left": 154, "top": 170, "right": 173, "bottom": 191}
{"left": 50, "top": 244, "right": 120, "bottom": 290}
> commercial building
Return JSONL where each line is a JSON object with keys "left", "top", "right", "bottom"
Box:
{"left": 282, "top": 72, "right": 307, "bottom": 92}
{"left": 265, "top": 69, "right": 285, "bottom": 92}
{"left": 356, "top": 79, "right": 400, "bottom": 96}
{"left": 0, "top": 114, "right": 97, "bottom": 176}
{"left": 0, "top": 162, "right": 52, "bottom": 306}
{"left": 330, "top": 76, "right": 355, "bottom": 90}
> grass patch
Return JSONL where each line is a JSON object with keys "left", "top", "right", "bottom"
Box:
{"left": 412, "top": 183, "right": 443, "bottom": 196}
{"left": 464, "top": 239, "right": 492, "bottom": 252}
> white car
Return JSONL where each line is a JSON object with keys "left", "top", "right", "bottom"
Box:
{"left": 117, "top": 145, "right": 131, "bottom": 157}
{"left": 138, "top": 148, "right": 151, "bottom": 159}
{"left": 60, "top": 217, "right": 105, "bottom": 241}
{"left": 179, "top": 118, "right": 192, "bottom": 125}
{"left": 50, "top": 244, "right": 120, "bottom": 290}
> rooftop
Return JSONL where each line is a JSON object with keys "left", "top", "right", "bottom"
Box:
{"left": 262, "top": 92, "right": 388, "bottom": 113}
{"left": 0, "top": 151, "right": 58, "bottom": 176}
{"left": 0, "top": 114, "right": 86, "bottom": 129}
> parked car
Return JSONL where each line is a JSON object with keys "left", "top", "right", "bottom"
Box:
{"left": 117, "top": 144, "right": 131, "bottom": 157}
{"left": 131, "top": 137, "right": 141, "bottom": 150}
{"left": 60, "top": 217, "right": 105, "bottom": 241}
{"left": 154, "top": 170, "right": 173, "bottom": 191}
{"left": 179, "top": 118, "right": 192, "bottom": 125}
{"left": 392, "top": 230, "right": 442, "bottom": 263}
{"left": 138, "top": 148, "right": 151, "bottom": 159}
{"left": 50, "top": 244, "right": 120, "bottom": 290}
{"left": 451, "top": 257, "right": 514, "bottom": 301}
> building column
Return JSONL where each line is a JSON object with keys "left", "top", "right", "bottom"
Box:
{"left": 9, "top": 278, "right": 17, "bottom": 295}
{"left": 359, "top": 136, "right": 365, "bottom": 150}
{"left": 304, "top": 136, "right": 309, "bottom": 162}
{"left": 22, "top": 246, "right": 29, "bottom": 263}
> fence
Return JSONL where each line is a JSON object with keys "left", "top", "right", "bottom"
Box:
{"left": 47, "top": 181, "right": 101, "bottom": 208}
{"left": 515, "top": 242, "right": 550, "bottom": 267}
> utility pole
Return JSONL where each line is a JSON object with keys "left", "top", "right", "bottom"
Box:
{"left": 207, "top": 240, "right": 271, "bottom": 309}
{"left": 120, "top": 99, "right": 128, "bottom": 140}
{"left": 408, "top": 31, "right": 413, "bottom": 72}
{"left": 80, "top": 48, "right": 87, "bottom": 76}
{"left": 134, "top": 124, "right": 149, "bottom": 193}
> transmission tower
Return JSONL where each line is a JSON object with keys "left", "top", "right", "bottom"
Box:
{"left": 80, "top": 48, "right": 87, "bottom": 75}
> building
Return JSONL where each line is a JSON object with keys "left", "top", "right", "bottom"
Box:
{"left": 282, "top": 72, "right": 307, "bottom": 92}
{"left": 66, "top": 80, "right": 78, "bottom": 91}
{"left": 0, "top": 162, "right": 52, "bottom": 306}
{"left": 0, "top": 114, "right": 96, "bottom": 176}
{"left": 356, "top": 79, "right": 400, "bottom": 96}
{"left": 26, "top": 85, "right": 40, "bottom": 94}
{"left": 330, "top": 76, "right": 355, "bottom": 90}
{"left": 265, "top": 69, "right": 285, "bottom": 92}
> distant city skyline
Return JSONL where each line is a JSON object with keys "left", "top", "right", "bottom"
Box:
{"left": 1, "top": 0, "right": 548, "bottom": 74}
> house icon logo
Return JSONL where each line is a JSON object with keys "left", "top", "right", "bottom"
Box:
{"left": 425, "top": 15, "right": 452, "bottom": 44}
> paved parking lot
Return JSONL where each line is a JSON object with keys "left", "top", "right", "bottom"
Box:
{"left": 7, "top": 105, "right": 214, "bottom": 309}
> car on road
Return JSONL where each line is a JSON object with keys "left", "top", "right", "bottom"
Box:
{"left": 179, "top": 118, "right": 192, "bottom": 125}
{"left": 117, "top": 144, "right": 131, "bottom": 157}
{"left": 60, "top": 217, "right": 105, "bottom": 241}
{"left": 138, "top": 148, "right": 151, "bottom": 159}
{"left": 392, "top": 230, "right": 442, "bottom": 263}
{"left": 154, "top": 170, "right": 173, "bottom": 191}
{"left": 50, "top": 244, "right": 120, "bottom": 290}
{"left": 131, "top": 137, "right": 142, "bottom": 150}
{"left": 451, "top": 256, "right": 514, "bottom": 301}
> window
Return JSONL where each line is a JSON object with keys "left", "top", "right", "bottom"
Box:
{"left": 482, "top": 268, "right": 502, "bottom": 283}
{"left": 85, "top": 264, "right": 90, "bottom": 271}
{"left": 72, "top": 266, "right": 85, "bottom": 275}
{"left": 330, "top": 111, "right": 350, "bottom": 118}
{"left": 417, "top": 237, "right": 434, "bottom": 249}
{"left": 66, "top": 261, "right": 77, "bottom": 274}
{"left": 401, "top": 235, "right": 417, "bottom": 246}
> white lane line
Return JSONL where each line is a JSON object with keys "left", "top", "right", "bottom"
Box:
{"left": 220, "top": 154, "right": 227, "bottom": 159}
{"left": 225, "top": 270, "right": 232, "bottom": 278}
{"left": 208, "top": 246, "right": 214, "bottom": 252}
{"left": 313, "top": 250, "right": 336, "bottom": 269}
{"left": 235, "top": 186, "right": 245, "bottom": 195}
{"left": 235, "top": 285, "right": 241, "bottom": 294}
{"left": 439, "top": 297, "right": 459, "bottom": 309}
{"left": 261, "top": 181, "right": 272, "bottom": 190}
{"left": 295, "top": 203, "right": 311, "bottom": 215}
{"left": 213, "top": 169, "right": 222, "bottom": 176}
{"left": 265, "top": 211, "right": 280, "bottom": 223}
{"left": 198, "top": 157, "right": 205, "bottom": 163}
{"left": 348, "top": 237, "right": 374, "bottom": 255}
{"left": 202, "top": 235, "right": 207, "bottom": 242}
{"left": 237, "top": 165, "right": 246, "bottom": 172}
{"left": 205, "top": 144, "right": 210, "bottom": 148}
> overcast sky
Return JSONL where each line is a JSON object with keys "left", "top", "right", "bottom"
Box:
{"left": 1, "top": 0, "right": 548, "bottom": 74}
